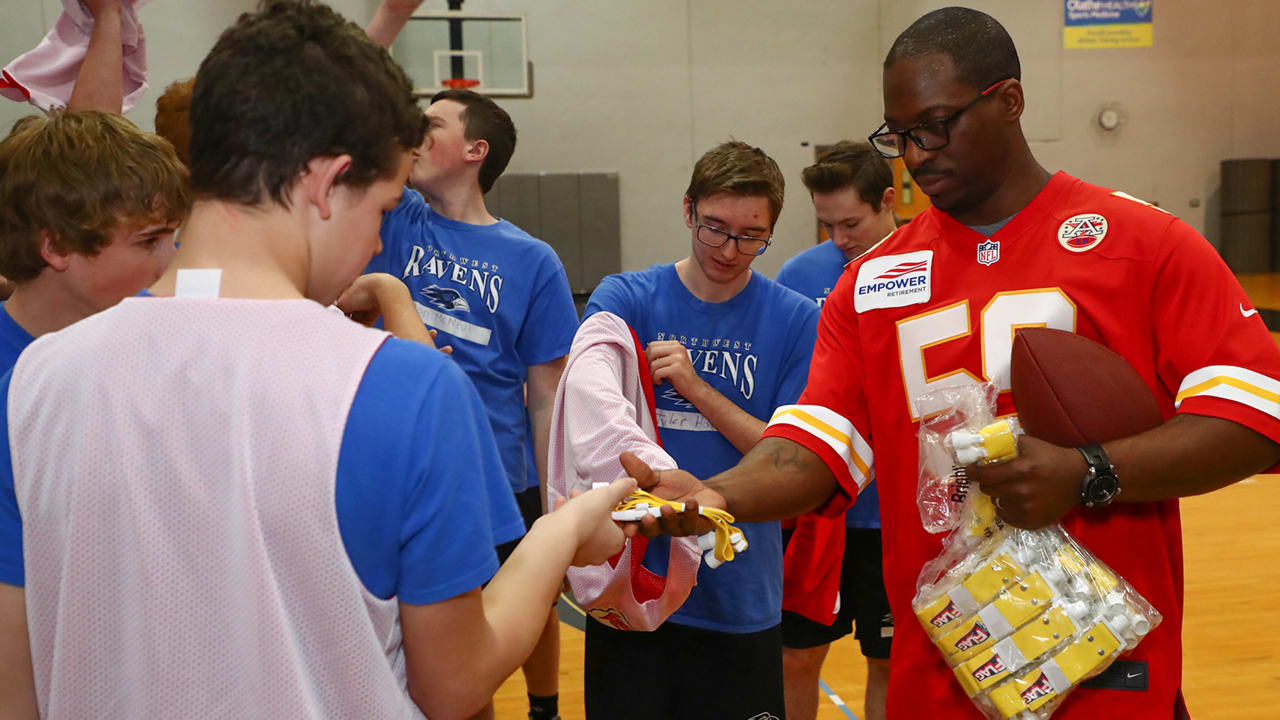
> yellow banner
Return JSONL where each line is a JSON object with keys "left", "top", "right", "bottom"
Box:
{"left": 1064, "top": 23, "right": 1153, "bottom": 49}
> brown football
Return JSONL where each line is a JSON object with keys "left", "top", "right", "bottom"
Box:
{"left": 1010, "top": 328, "right": 1164, "bottom": 446}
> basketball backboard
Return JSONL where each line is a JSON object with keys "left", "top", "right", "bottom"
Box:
{"left": 391, "top": 12, "right": 531, "bottom": 98}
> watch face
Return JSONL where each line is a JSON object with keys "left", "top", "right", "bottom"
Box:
{"left": 1086, "top": 473, "right": 1120, "bottom": 505}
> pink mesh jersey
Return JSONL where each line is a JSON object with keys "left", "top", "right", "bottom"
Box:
{"left": 9, "top": 297, "right": 423, "bottom": 719}
{"left": 547, "top": 311, "right": 700, "bottom": 632}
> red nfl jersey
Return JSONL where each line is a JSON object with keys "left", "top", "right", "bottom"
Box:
{"left": 762, "top": 172, "right": 1280, "bottom": 719}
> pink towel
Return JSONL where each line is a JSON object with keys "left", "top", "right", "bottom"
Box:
{"left": 547, "top": 312, "right": 701, "bottom": 632}
{"left": 1, "top": 0, "right": 151, "bottom": 112}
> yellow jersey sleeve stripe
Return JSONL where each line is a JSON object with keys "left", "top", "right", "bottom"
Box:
{"left": 1175, "top": 365, "right": 1280, "bottom": 420}
{"left": 766, "top": 405, "right": 873, "bottom": 487}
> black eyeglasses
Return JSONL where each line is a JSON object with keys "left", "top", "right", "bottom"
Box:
{"left": 868, "top": 78, "right": 1010, "bottom": 159}
{"left": 691, "top": 201, "right": 772, "bottom": 256}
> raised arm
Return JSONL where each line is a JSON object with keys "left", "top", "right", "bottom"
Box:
{"left": 365, "top": 0, "right": 425, "bottom": 49}
{"left": 645, "top": 340, "right": 764, "bottom": 454}
{"left": 67, "top": 0, "right": 123, "bottom": 113}
{"left": 336, "top": 273, "right": 449, "bottom": 352}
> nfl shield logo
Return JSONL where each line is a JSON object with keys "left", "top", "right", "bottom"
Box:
{"left": 977, "top": 240, "right": 1000, "bottom": 266}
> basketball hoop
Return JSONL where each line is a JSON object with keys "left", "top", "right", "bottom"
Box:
{"left": 441, "top": 78, "right": 481, "bottom": 90}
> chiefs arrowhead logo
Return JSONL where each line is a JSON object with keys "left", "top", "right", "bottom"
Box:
{"left": 589, "top": 607, "right": 633, "bottom": 631}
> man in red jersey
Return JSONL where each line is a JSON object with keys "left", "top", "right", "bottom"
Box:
{"left": 620, "top": 7, "right": 1280, "bottom": 719}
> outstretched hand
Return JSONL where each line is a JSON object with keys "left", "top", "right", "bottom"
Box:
{"left": 555, "top": 476, "right": 636, "bottom": 567}
{"left": 617, "top": 452, "right": 725, "bottom": 538}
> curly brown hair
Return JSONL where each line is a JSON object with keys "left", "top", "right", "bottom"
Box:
{"left": 154, "top": 77, "right": 195, "bottom": 168}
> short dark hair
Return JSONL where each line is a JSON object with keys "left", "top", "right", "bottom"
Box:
{"left": 801, "top": 141, "right": 892, "bottom": 211}
{"left": 0, "top": 111, "right": 190, "bottom": 283}
{"left": 429, "top": 89, "right": 517, "bottom": 194}
{"left": 885, "top": 7, "right": 1020, "bottom": 90}
{"left": 685, "top": 141, "right": 785, "bottom": 226}
{"left": 190, "top": 0, "right": 426, "bottom": 207}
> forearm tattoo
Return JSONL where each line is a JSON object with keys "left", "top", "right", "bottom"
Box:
{"left": 757, "top": 439, "right": 810, "bottom": 474}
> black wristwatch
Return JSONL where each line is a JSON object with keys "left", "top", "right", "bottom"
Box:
{"left": 1078, "top": 443, "right": 1120, "bottom": 507}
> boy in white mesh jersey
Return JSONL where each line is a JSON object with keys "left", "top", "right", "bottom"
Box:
{"left": 0, "top": 3, "right": 632, "bottom": 719}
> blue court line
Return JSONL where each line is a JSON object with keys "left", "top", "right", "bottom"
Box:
{"left": 818, "top": 679, "right": 861, "bottom": 720}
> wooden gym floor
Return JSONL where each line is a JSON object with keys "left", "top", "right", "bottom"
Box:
{"left": 495, "top": 274, "right": 1280, "bottom": 719}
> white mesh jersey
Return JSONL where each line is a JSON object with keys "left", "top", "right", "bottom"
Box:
{"left": 8, "top": 297, "right": 423, "bottom": 719}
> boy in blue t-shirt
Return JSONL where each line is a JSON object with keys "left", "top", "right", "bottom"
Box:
{"left": 0, "top": 111, "right": 188, "bottom": 374}
{"left": 582, "top": 141, "right": 819, "bottom": 720}
{"left": 0, "top": 5, "right": 629, "bottom": 718}
{"left": 0, "top": 0, "right": 188, "bottom": 375}
{"left": 367, "top": 89, "right": 578, "bottom": 720}
{"left": 773, "top": 141, "right": 900, "bottom": 720}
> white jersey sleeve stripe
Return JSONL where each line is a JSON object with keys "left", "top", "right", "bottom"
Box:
{"left": 767, "top": 405, "right": 873, "bottom": 489}
{"left": 1175, "top": 365, "right": 1280, "bottom": 420}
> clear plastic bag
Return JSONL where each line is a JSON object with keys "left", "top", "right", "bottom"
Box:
{"left": 915, "top": 382, "right": 1003, "bottom": 535}
{"left": 913, "top": 383, "right": 1162, "bottom": 720}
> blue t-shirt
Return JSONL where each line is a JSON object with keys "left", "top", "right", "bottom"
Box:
{"left": 369, "top": 189, "right": 579, "bottom": 498}
{"left": 775, "top": 241, "right": 882, "bottom": 530}
{"left": 584, "top": 264, "right": 819, "bottom": 633}
{"left": 0, "top": 336, "right": 500, "bottom": 605}
{"left": 0, "top": 302, "right": 35, "bottom": 373}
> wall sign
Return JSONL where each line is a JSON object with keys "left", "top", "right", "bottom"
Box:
{"left": 1064, "top": 1, "right": 1153, "bottom": 49}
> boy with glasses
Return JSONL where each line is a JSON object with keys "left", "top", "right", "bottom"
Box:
{"left": 580, "top": 140, "right": 819, "bottom": 720}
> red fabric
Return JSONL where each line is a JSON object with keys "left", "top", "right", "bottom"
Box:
{"left": 781, "top": 510, "right": 845, "bottom": 625}
{"left": 622, "top": 325, "right": 663, "bottom": 605}
{"left": 761, "top": 172, "right": 1280, "bottom": 718}
{"left": 0, "top": 70, "right": 31, "bottom": 100}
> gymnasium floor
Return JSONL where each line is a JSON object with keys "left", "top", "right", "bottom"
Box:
{"left": 494, "top": 274, "right": 1280, "bottom": 720}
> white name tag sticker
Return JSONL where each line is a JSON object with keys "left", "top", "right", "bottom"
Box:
{"left": 174, "top": 268, "right": 222, "bottom": 298}
{"left": 414, "top": 302, "right": 492, "bottom": 346}
{"left": 853, "top": 250, "right": 932, "bottom": 313}
{"left": 655, "top": 409, "right": 718, "bottom": 432}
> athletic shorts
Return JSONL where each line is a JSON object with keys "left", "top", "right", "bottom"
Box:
{"left": 585, "top": 619, "right": 785, "bottom": 720}
{"left": 781, "top": 526, "right": 893, "bottom": 659}
{"left": 495, "top": 485, "right": 543, "bottom": 564}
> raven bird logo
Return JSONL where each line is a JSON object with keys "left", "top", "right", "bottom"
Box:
{"left": 420, "top": 285, "right": 470, "bottom": 312}
{"left": 661, "top": 386, "right": 695, "bottom": 409}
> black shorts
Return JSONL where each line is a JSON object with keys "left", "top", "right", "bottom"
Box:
{"left": 585, "top": 620, "right": 785, "bottom": 720}
{"left": 494, "top": 486, "right": 544, "bottom": 565}
{"left": 781, "top": 526, "right": 893, "bottom": 659}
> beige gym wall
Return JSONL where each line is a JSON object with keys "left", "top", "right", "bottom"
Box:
{"left": 2, "top": 1, "right": 1275, "bottom": 275}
